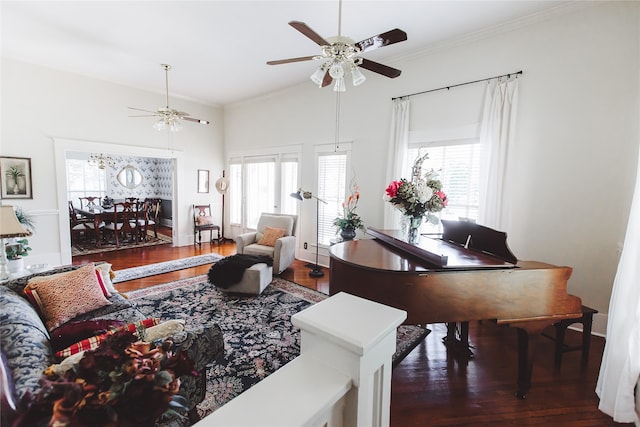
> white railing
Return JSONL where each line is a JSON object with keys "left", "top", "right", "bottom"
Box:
{"left": 195, "top": 292, "right": 407, "bottom": 427}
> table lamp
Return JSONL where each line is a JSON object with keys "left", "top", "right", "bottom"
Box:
{"left": 0, "top": 205, "right": 32, "bottom": 280}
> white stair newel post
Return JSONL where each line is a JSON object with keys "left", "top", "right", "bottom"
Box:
{"left": 292, "top": 292, "right": 407, "bottom": 427}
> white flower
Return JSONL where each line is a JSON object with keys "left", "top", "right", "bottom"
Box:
{"left": 415, "top": 182, "right": 433, "bottom": 204}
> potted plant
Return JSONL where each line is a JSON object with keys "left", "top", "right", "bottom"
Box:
{"left": 5, "top": 207, "right": 34, "bottom": 273}
{"left": 333, "top": 182, "right": 365, "bottom": 241}
{"left": 6, "top": 165, "right": 25, "bottom": 195}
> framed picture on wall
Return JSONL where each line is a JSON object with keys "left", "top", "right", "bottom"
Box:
{"left": 197, "top": 169, "right": 210, "bottom": 193}
{"left": 0, "top": 156, "right": 33, "bottom": 199}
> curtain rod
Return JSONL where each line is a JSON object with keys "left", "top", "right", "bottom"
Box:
{"left": 391, "top": 70, "right": 523, "bottom": 101}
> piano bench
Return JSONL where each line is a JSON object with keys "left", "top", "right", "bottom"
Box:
{"left": 544, "top": 305, "right": 598, "bottom": 369}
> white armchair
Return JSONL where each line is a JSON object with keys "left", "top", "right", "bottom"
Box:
{"left": 236, "top": 213, "right": 298, "bottom": 274}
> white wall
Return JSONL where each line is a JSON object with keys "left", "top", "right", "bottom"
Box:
{"left": 1, "top": 59, "right": 225, "bottom": 265}
{"left": 224, "top": 2, "right": 640, "bottom": 331}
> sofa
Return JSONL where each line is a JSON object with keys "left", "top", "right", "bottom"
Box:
{"left": 0, "top": 263, "right": 224, "bottom": 427}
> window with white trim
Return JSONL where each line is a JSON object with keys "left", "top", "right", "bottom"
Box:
{"left": 66, "top": 159, "right": 107, "bottom": 205}
{"left": 406, "top": 138, "right": 480, "bottom": 232}
{"left": 228, "top": 152, "right": 299, "bottom": 230}
{"left": 316, "top": 146, "right": 349, "bottom": 246}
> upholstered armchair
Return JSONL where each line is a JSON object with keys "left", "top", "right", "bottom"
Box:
{"left": 236, "top": 213, "right": 297, "bottom": 274}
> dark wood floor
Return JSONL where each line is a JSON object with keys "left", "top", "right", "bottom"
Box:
{"left": 72, "top": 230, "right": 626, "bottom": 426}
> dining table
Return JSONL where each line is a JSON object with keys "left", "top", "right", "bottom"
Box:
{"left": 74, "top": 204, "right": 122, "bottom": 247}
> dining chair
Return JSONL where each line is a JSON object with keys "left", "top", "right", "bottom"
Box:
{"left": 103, "top": 202, "right": 138, "bottom": 247}
{"left": 137, "top": 198, "right": 161, "bottom": 240}
{"left": 78, "top": 196, "right": 101, "bottom": 210}
{"left": 68, "top": 201, "right": 104, "bottom": 245}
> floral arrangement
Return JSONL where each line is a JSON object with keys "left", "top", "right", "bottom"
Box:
{"left": 384, "top": 163, "right": 448, "bottom": 225}
{"left": 333, "top": 182, "right": 365, "bottom": 233}
{"left": 23, "top": 330, "right": 196, "bottom": 427}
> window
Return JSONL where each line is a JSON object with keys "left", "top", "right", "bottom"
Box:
{"left": 406, "top": 138, "right": 480, "bottom": 231}
{"left": 316, "top": 147, "right": 349, "bottom": 246}
{"left": 228, "top": 151, "right": 299, "bottom": 230}
{"left": 66, "top": 159, "right": 107, "bottom": 204}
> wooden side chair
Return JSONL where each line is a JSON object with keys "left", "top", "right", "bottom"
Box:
{"left": 68, "top": 201, "right": 103, "bottom": 245}
{"left": 193, "top": 204, "right": 221, "bottom": 245}
{"left": 78, "top": 196, "right": 101, "bottom": 210}
{"left": 104, "top": 202, "right": 139, "bottom": 247}
{"left": 137, "top": 198, "right": 161, "bottom": 240}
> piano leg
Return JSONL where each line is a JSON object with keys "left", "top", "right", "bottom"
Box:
{"left": 514, "top": 322, "right": 550, "bottom": 399}
{"left": 443, "top": 322, "right": 474, "bottom": 358}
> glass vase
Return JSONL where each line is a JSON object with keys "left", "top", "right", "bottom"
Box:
{"left": 403, "top": 215, "right": 423, "bottom": 244}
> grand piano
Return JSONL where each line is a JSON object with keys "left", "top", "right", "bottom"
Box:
{"left": 328, "top": 220, "right": 583, "bottom": 398}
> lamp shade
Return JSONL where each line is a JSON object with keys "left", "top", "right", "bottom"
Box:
{"left": 0, "top": 206, "right": 31, "bottom": 238}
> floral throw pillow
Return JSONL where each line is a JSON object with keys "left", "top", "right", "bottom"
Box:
{"left": 196, "top": 215, "right": 214, "bottom": 226}
{"left": 257, "top": 226, "right": 286, "bottom": 247}
{"left": 23, "top": 264, "right": 112, "bottom": 331}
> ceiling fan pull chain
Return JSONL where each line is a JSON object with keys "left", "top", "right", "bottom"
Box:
{"left": 337, "top": 0, "right": 342, "bottom": 37}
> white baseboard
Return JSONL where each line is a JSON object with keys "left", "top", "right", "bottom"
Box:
{"left": 568, "top": 312, "right": 607, "bottom": 338}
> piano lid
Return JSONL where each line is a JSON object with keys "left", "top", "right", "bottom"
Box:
{"left": 367, "top": 227, "right": 517, "bottom": 270}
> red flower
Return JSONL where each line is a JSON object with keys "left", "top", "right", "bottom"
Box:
{"left": 435, "top": 190, "right": 448, "bottom": 207}
{"left": 385, "top": 180, "right": 402, "bottom": 198}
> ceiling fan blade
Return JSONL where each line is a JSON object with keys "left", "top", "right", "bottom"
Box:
{"left": 321, "top": 70, "right": 333, "bottom": 87}
{"left": 267, "top": 56, "right": 316, "bottom": 65}
{"left": 355, "top": 28, "right": 407, "bottom": 53}
{"left": 359, "top": 58, "right": 402, "bottom": 79}
{"left": 128, "top": 106, "right": 158, "bottom": 114}
{"left": 182, "top": 116, "right": 210, "bottom": 125}
{"left": 289, "top": 21, "right": 329, "bottom": 46}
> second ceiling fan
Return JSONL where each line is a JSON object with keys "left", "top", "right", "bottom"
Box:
{"left": 267, "top": 0, "right": 407, "bottom": 92}
{"left": 129, "top": 64, "right": 210, "bottom": 132}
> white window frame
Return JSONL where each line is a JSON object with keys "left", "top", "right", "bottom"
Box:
{"left": 315, "top": 143, "right": 352, "bottom": 247}
{"left": 405, "top": 137, "right": 480, "bottom": 233}
{"left": 66, "top": 158, "right": 108, "bottom": 204}
{"left": 228, "top": 145, "right": 301, "bottom": 231}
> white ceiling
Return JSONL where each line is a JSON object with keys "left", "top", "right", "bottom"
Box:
{"left": 1, "top": 1, "right": 570, "bottom": 107}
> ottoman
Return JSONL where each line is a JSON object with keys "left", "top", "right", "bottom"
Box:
{"left": 219, "top": 262, "right": 273, "bottom": 295}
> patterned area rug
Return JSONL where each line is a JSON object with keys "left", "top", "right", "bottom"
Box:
{"left": 112, "top": 253, "right": 224, "bottom": 283}
{"left": 71, "top": 232, "right": 172, "bottom": 257}
{"left": 127, "top": 275, "right": 429, "bottom": 419}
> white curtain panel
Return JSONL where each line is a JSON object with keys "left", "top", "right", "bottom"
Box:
{"left": 384, "top": 98, "right": 410, "bottom": 228}
{"left": 596, "top": 145, "right": 640, "bottom": 424}
{"left": 477, "top": 77, "right": 519, "bottom": 231}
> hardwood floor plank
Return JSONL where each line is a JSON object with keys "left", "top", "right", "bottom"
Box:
{"left": 69, "top": 229, "right": 626, "bottom": 426}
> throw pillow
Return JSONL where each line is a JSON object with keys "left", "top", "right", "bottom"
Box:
{"left": 196, "top": 215, "right": 214, "bottom": 226}
{"left": 49, "top": 319, "right": 126, "bottom": 352}
{"left": 54, "top": 318, "right": 160, "bottom": 359}
{"left": 23, "top": 264, "right": 112, "bottom": 331}
{"left": 143, "top": 319, "right": 186, "bottom": 342}
{"left": 27, "top": 264, "right": 110, "bottom": 298}
{"left": 94, "top": 263, "right": 117, "bottom": 296}
{"left": 257, "top": 226, "right": 286, "bottom": 247}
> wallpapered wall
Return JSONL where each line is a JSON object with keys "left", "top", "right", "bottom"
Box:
{"left": 107, "top": 155, "right": 173, "bottom": 200}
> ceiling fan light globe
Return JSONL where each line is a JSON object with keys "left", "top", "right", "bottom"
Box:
{"left": 153, "top": 119, "right": 167, "bottom": 131}
{"left": 170, "top": 120, "right": 183, "bottom": 132}
{"left": 310, "top": 65, "right": 326, "bottom": 86}
{"left": 333, "top": 77, "right": 346, "bottom": 92}
{"left": 351, "top": 66, "right": 367, "bottom": 86}
{"left": 329, "top": 62, "right": 344, "bottom": 79}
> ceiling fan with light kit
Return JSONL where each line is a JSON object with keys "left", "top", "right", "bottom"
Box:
{"left": 128, "top": 64, "right": 210, "bottom": 132}
{"left": 267, "top": 0, "right": 407, "bottom": 92}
